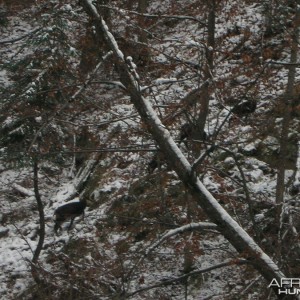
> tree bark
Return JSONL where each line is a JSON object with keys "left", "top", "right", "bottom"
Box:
{"left": 32, "top": 160, "right": 45, "bottom": 264}
{"left": 79, "top": 0, "right": 291, "bottom": 296}
{"left": 275, "top": 5, "right": 300, "bottom": 264}
{"left": 31, "top": 160, "right": 45, "bottom": 284}
{"left": 196, "top": 0, "right": 215, "bottom": 137}
{"left": 136, "top": 0, "right": 150, "bottom": 64}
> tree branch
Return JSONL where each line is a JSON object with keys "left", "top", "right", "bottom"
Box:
{"left": 0, "top": 27, "right": 42, "bottom": 44}
{"left": 146, "top": 222, "right": 218, "bottom": 255}
{"left": 98, "top": 5, "right": 206, "bottom": 26}
{"left": 126, "top": 259, "right": 248, "bottom": 298}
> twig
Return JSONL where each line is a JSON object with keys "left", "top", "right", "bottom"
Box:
{"left": 0, "top": 28, "right": 42, "bottom": 44}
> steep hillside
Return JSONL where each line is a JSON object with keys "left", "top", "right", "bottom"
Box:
{"left": 0, "top": 0, "right": 299, "bottom": 299}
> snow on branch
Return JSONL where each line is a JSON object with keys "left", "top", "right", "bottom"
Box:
{"left": 12, "top": 183, "right": 34, "bottom": 197}
{"left": 146, "top": 222, "right": 218, "bottom": 255}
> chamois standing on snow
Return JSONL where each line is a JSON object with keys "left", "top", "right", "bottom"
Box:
{"left": 54, "top": 200, "right": 87, "bottom": 234}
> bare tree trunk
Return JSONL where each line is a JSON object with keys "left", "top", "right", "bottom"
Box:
{"left": 137, "top": 0, "right": 148, "bottom": 38}
{"left": 137, "top": 0, "right": 148, "bottom": 44}
{"left": 31, "top": 159, "right": 45, "bottom": 284}
{"left": 79, "top": 0, "right": 292, "bottom": 296}
{"left": 196, "top": 0, "right": 215, "bottom": 137}
{"left": 136, "top": 0, "right": 150, "bottom": 65}
{"left": 275, "top": 5, "right": 300, "bottom": 261}
{"left": 32, "top": 160, "right": 45, "bottom": 263}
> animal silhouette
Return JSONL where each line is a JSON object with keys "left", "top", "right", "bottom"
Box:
{"left": 231, "top": 98, "right": 257, "bottom": 115}
{"left": 54, "top": 200, "right": 87, "bottom": 234}
{"left": 178, "top": 122, "right": 207, "bottom": 146}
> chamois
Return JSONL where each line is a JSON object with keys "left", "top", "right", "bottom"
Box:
{"left": 147, "top": 152, "right": 164, "bottom": 173}
{"left": 147, "top": 122, "right": 209, "bottom": 173}
{"left": 178, "top": 122, "right": 207, "bottom": 146}
{"left": 54, "top": 200, "right": 87, "bottom": 234}
{"left": 231, "top": 98, "right": 257, "bottom": 115}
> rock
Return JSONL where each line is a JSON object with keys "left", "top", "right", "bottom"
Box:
{"left": 0, "top": 226, "right": 9, "bottom": 238}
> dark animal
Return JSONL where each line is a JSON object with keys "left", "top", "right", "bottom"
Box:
{"left": 289, "top": 183, "right": 300, "bottom": 196}
{"left": 178, "top": 123, "right": 207, "bottom": 145}
{"left": 231, "top": 98, "right": 257, "bottom": 115}
{"left": 148, "top": 156, "right": 159, "bottom": 173}
{"left": 179, "top": 123, "right": 193, "bottom": 144}
{"left": 147, "top": 152, "right": 164, "bottom": 173}
{"left": 148, "top": 122, "right": 208, "bottom": 173}
{"left": 54, "top": 200, "right": 87, "bottom": 234}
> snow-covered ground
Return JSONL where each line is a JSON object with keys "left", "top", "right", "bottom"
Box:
{"left": 0, "top": 0, "right": 299, "bottom": 299}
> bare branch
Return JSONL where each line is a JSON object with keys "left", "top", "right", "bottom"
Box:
{"left": 0, "top": 27, "right": 42, "bottom": 44}
{"left": 146, "top": 222, "right": 218, "bottom": 255}
{"left": 269, "top": 60, "right": 300, "bottom": 67}
{"left": 127, "top": 259, "right": 248, "bottom": 298}
{"left": 98, "top": 5, "right": 206, "bottom": 26}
